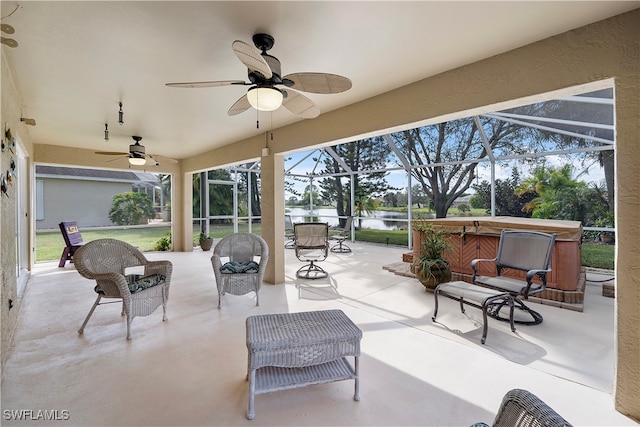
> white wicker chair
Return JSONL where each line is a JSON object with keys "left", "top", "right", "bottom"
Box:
{"left": 211, "top": 233, "right": 269, "bottom": 308}
{"left": 74, "top": 238, "right": 172, "bottom": 340}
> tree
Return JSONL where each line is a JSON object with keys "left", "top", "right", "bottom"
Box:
{"left": 158, "top": 174, "right": 171, "bottom": 207}
{"left": 109, "top": 192, "right": 155, "bottom": 225}
{"left": 515, "top": 163, "right": 608, "bottom": 224}
{"left": 500, "top": 90, "right": 615, "bottom": 213}
{"left": 237, "top": 164, "right": 261, "bottom": 217}
{"left": 318, "top": 138, "right": 394, "bottom": 226}
{"left": 192, "top": 169, "right": 234, "bottom": 222}
{"left": 471, "top": 168, "right": 534, "bottom": 217}
{"left": 301, "top": 183, "right": 320, "bottom": 208}
{"left": 391, "top": 117, "right": 531, "bottom": 217}
{"left": 410, "top": 184, "right": 428, "bottom": 208}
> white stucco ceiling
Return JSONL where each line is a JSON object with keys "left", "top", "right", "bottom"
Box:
{"left": 2, "top": 1, "right": 637, "bottom": 161}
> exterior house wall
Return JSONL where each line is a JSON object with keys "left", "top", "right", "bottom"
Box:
{"left": 36, "top": 178, "right": 130, "bottom": 229}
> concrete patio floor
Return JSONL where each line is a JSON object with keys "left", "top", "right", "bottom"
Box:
{"left": 1, "top": 241, "right": 636, "bottom": 426}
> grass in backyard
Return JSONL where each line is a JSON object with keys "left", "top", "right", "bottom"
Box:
{"left": 36, "top": 226, "right": 174, "bottom": 262}
{"left": 36, "top": 224, "right": 615, "bottom": 270}
{"left": 581, "top": 242, "right": 615, "bottom": 270}
{"left": 36, "top": 223, "right": 262, "bottom": 262}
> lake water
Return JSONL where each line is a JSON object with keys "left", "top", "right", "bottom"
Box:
{"left": 286, "top": 208, "right": 421, "bottom": 230}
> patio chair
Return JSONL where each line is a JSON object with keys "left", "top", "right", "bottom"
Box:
{"left": 285, "top": 215, "right": 295, "bottom": 249}
{"left": 211, "top": 233, "right": 269, "bottom": 308}
{"left": 58, "top": 220, "right": 85, "bottom": 267}
{"left": 472, "top": 230, "right": 556, "bottom": 325}
{"left": 330, "top": 216, "right": 353, "bottom": 253}
{"left": 472, "top": 388, "right": 572, "bottom": 427}
{"left": 74, "top": 238, "right": 172, "bottom": 340}
{"left": 294, "top": 222, "right": 330, "bottom": 279}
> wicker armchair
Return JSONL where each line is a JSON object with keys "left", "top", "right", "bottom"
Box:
{"left": 473, "top": 388, "right": 572, "bottom": 427}
{"left": 211, "top": 233, "right": 269, "bottom": 308}
{"left": 74, "top": 238, "right": 172, "bottom": 340}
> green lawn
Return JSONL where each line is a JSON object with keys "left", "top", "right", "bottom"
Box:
{"left": 581, "top": 242, "right": 615, "bottom": 270}
{"left": 36, "top": 224, "right": 615, "bottom": 270}
{"left": 36, "top": 226, "right": 175, "bottom": 262}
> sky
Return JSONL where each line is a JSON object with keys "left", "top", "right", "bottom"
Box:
{"left": 283, "top": 149, "right": 607, "bottom": 201}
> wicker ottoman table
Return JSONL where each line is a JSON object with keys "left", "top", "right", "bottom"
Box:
{"left": 245, "top": 309, "right": 362, "bottom": 420}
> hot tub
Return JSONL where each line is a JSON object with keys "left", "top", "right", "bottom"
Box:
{"left": 413, "top": 216, "right": 582, "bottom": 292}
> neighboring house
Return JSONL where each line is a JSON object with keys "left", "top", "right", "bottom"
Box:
{"left": 451, "top": 195, "right": 472, "bottom": 208}
{"left": 35, "top": 166, "right": 160, "bottom": 230}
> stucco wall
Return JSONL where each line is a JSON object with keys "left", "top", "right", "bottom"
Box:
{"left": 36, "top": 178, "right": 130, "bottom": 229}
{"left": 0, "top": 49, "right": 35, "bottom": 373}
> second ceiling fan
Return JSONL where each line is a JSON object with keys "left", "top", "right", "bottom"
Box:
{"left": 165, "top": 33, "right": 352, "bottom": 119}
{"left": 96, "top": 136, "right": 176, "bottom": 166}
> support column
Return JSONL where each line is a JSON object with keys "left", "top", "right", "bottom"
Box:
{"left": 175, "top": 170, "right": 192, "bottom": 252}
{"left": 614, "top": 76, "right": 640, "bottom": 421}
{"left": 260, "top": 151, "right": 285, "bottom": 284}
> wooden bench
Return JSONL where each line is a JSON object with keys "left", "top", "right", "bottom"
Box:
{"left": 58, "top": 221, "right": 85, "bottom": 267}
{"left": 432, "top": 281, "right": 515, "bottom": 344}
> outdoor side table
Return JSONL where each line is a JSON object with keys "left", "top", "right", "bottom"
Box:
{"left": 245, "top": 309, "right": 362, "bottom": 420}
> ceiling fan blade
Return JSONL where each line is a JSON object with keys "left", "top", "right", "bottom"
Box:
{"left": 282, "top": 90, "right": 320, "bottom": 119}
{"left": 95, "top": 151, "right": 128, "bottom": 156}
{"left": 148, "top": 154, "right": 178, "bottom": 164}
{"left": 165, "top": 80, "right": 247, "bottom": 88}
{"left": 232, "top": 40, "right": 272, "bottom": 79}
{"left": 283, "top": 72, "right": 352, "bottom": 94}
{"left": 104, "top": 156, "right": 127, "bottom": 163}
{"left": 228, "top": 94, "right": 252, "bottom": 116}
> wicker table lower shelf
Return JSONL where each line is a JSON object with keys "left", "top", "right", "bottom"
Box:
{"left": 246, "top": 309, "right": 362, "bottom": 420}
{"left": 254, "top": 358, "right": 357, "bottom": 394}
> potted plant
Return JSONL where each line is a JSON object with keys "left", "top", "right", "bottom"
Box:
{"left": 199, "top": 231, "right": 214, "bottom": 251}
{"left": 412, "top": 223, "right": 452, "bottom": 291}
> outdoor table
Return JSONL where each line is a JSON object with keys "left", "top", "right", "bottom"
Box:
{"left": 245, "top": 309, "right": 362, "bottom": 420}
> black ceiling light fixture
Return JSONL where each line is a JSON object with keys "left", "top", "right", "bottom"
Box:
{"left": 118, "top": 102, "right": 124, "bottom": 125}
{"left": 128, "top": 136, "right": 147, "bottom": 166}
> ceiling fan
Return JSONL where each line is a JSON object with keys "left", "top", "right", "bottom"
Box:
{"left": 96, "top": 136, "right": 176, "bottom": 166}
{"left": 165, "top": 33, "right": 352, "bottom": 119}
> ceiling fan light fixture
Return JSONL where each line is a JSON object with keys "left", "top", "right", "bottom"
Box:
{"left": 247, "top": 86, "right": 283, "bottom": 111}
{"left": 129, "top": 154, "right": 146, "bottom": 166}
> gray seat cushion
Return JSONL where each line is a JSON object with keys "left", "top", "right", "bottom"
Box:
{"left": 94, "top": 273, "right": 166, "bottom": 295}
{"left": 220, "top": 260, "right": 260, "bottom": 274}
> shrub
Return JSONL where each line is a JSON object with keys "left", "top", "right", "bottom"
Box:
{"left": 108, "top": 192, "right": 155, "bottom": 226}
{"left": 457, "top": 203, "right": 470, "bottom": 215}
{"left": 153, "top": 231, "right": 172, "bottom": 251}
